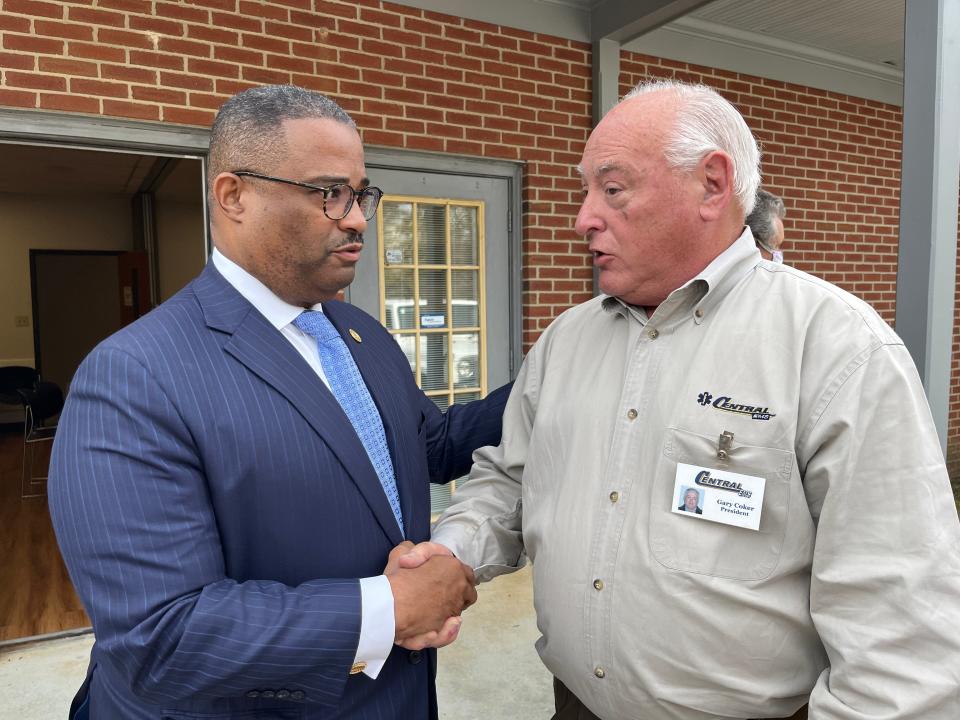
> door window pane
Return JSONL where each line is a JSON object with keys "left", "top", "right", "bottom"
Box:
{"left": 417, "top": 204, "right": 447, "bottom": 265}
{"left": 384, "top": 268, "right": 414, "bottom": 330}
{"left": 451, "top": 205, "right": 478, "bottom": 265}
{"left": 394, "top": 333, "right": 416, "bottom": 374}
{"left": 382, "top": 202, "right": 413, "bottom": 265}
{"left": 452, "top": 332, "right": 479, "bottom": 388}
{"left": 451, "top": 270, "right": 479, "bottom": 328}
{"left": 419, "top": 334, "right": 449, "bottom": 391}
{"left": 418, "top": 269, "right": 447, "bottom": 329}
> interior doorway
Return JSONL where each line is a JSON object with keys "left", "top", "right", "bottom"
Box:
{"left": 0, "top": 138, "right": 207, "bottom": 644}
{"left": 30, "top": 250, "right": 150, "bottom": 394}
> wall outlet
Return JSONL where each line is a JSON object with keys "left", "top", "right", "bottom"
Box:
{"left": 14, "top": 315, "right": 29, "bottom": 328}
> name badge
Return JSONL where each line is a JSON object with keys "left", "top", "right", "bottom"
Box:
{"left": 672, "top": 462, "right": 766, "bottom": 531}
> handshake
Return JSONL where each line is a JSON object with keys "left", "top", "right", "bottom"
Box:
{"left": 383, "top": 541, "right": 475, "bottom": 651}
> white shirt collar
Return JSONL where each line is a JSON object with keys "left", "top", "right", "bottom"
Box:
{"left": 211, "top": 248, "right": 322, "bottom": 330}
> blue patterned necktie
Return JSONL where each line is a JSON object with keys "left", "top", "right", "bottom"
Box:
{"left": 294, "top": 311, "right": 403, "bottom": 533}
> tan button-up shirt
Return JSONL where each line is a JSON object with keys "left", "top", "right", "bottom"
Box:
{"left": 432, "top": 230, "right": 960, "bottom": 720}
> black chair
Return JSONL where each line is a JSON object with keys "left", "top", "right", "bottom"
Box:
{"left": 0, "top": 365, "right": 40, "bottom": 410}
{"left": 19, "top": 380, "right": 64, "bottom": 499}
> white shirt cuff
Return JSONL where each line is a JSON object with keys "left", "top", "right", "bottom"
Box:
{"left": 356, "top": 575, "right": 395, "bottom": 679}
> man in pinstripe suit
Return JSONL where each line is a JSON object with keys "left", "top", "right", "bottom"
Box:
{"left": 49, "top": 85, "right": 510, "bottom": 719}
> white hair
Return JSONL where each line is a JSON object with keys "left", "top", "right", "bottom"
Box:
{"left": 623, "top": 79, "right": 761, "bottom": 215}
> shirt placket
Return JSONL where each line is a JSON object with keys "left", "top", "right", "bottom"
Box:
{"left": 582, "top": 311, "right": 665, "bottom": 715}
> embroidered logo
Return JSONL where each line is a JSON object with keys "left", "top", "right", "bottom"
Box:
{"left": 696, "top": 391, "right": 775, "bottom": 421}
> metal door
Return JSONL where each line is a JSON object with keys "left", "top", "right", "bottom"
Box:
{"left": 347, "top": 159, "right": 518, "bottom": 513}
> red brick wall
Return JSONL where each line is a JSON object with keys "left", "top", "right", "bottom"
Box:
{"left": 2, "top": 1, "right": 960, "bottom": 483}
{"left": 0, "top": 0, "right": 595, "bottom": 350}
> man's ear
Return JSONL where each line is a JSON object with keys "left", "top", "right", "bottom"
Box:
{"left": 697, "top": 150, "right": 735, "bottom": 221}
{"left": 211, "top": 172, "right": 246, "bottom": 223}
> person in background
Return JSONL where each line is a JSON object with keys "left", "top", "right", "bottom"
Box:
{"left": 49, "top": 84, "right": 510, "bottom": 720}
{"left": 746, "top": 187, "right": 787, "bottom": 262}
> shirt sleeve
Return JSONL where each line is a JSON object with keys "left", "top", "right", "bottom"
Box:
{"left": 431, "top": 345, "right": 540, "bottom": 582}
{"left": 799, "top": 342, "right": 960, "bottom": 719}
{"left": 355, "top": 576, "right": 395, "bottom": 679}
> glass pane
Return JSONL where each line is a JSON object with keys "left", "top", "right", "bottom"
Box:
{"left": 383, "top": 268, "right": 414, "bottom": 330}
{"left": 418, "top": 269, "right": 448, "bottom": 329}
{"left": 452, "top": 332, "right": 479, "bottom": 388}
{"left": 451, "top": 270, "right": 479, "bottom": 328}
{"left": 450, "top": 205, "right": 478, "bottom": 265}
{"left": 393, "top": 333, "right": 416, "bottom": 374}
{"left": 420, "top": 333, "right": 449, "bottom": 391}
{"left": 453, "top": 391, "right": 480, "bottom": 404}
{"left": 430, "top": 482, "right": 454, "bottom": 515}
{"left": 428, "top": 393, "right": 450, "bottom": 411}
{"left": 417, "top": 204, "right": 447, "bottom": 265}
{"left": 382, "top": 201, "right": 413, "bottom": 265}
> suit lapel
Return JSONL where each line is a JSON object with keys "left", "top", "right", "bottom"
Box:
{"left": 195, "top": 265, "right": 405, "bottom": 546}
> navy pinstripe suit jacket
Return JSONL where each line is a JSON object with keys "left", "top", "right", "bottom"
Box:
{"left": 48, "top": 263, "right": 510, "bottom": 719}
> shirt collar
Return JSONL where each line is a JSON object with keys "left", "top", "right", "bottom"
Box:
{"left": 211, "top": 248, "right": 321, "bottom": 330}
{"left": 693, "top": 226, "right": 761, "bottom": 317}
{"left": 601, "top": 227, "right": 761, "bottom": 323}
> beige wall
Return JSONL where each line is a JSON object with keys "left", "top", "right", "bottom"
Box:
{"left": 0, "top": 193, "right": 132, "bottom": 367}
{"left": 155, "top": 199, "right": 205, "bottom": 303}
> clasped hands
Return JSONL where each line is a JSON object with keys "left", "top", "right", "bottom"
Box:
{"left": 384, "top": 541, "right": 474, "bottom": 651}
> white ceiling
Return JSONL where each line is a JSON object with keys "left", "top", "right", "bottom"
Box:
{"left": 0, "top": 143, "right": 203, "bottom": 201}
{"left": 685, "top": 0, "right": 904, "bottom": 68}
{"left": 403, "top": 0, "right": 904, "bottom": 69}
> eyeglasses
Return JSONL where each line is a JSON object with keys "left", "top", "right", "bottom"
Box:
{"left": 232, "top": 170, "right": 383, "bottom": 221}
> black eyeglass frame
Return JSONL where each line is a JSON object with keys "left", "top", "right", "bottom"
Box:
{"left": 231, "top": 170, "right": 383, "bottom": 221}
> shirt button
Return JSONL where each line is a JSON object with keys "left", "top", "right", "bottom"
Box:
{"left": 647, "top": 328, "right": 659, "bottom": 339}
{"left": 695, "top": 308, "right": 704, "bottom": 318}
{"left": 594, "top": 666, "right": 606, "bottom": 678}
{"left": 593, "top": 579, "right": 604, "bottom": 591}
{"left": 609, "top": 491, "right": 619, "bottom": 503}
{"left": 626, "top": 408, "right": 637, "bottom": 420}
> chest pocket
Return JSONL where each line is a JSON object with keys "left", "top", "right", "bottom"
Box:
{"left": 648, "top": 426, "right": 794, "bottom": 580}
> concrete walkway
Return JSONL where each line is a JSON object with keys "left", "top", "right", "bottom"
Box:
{"left": 0, "top": 565, "right": 552, "bottom": 719}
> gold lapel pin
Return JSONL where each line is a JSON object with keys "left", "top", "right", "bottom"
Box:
{"left": 349, "top": 329, "right": 362, "bottom": 343}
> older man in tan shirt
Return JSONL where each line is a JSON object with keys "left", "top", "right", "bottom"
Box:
{"left": 405, "top": 80, "right": 960, "bottom": 720}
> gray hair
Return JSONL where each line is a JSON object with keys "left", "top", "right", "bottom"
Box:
{"left": 208, "top": 84, "right": 355, "bottom": 201}
{"left": 745, "top": 189, "right": 786, "bottom": 245}
{"left": 623, "top": 79, "right": 761, "bottom": 215}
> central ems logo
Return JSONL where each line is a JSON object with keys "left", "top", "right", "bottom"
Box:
{"left": 696, "top": 391, "right": 775, "bottom": 421}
